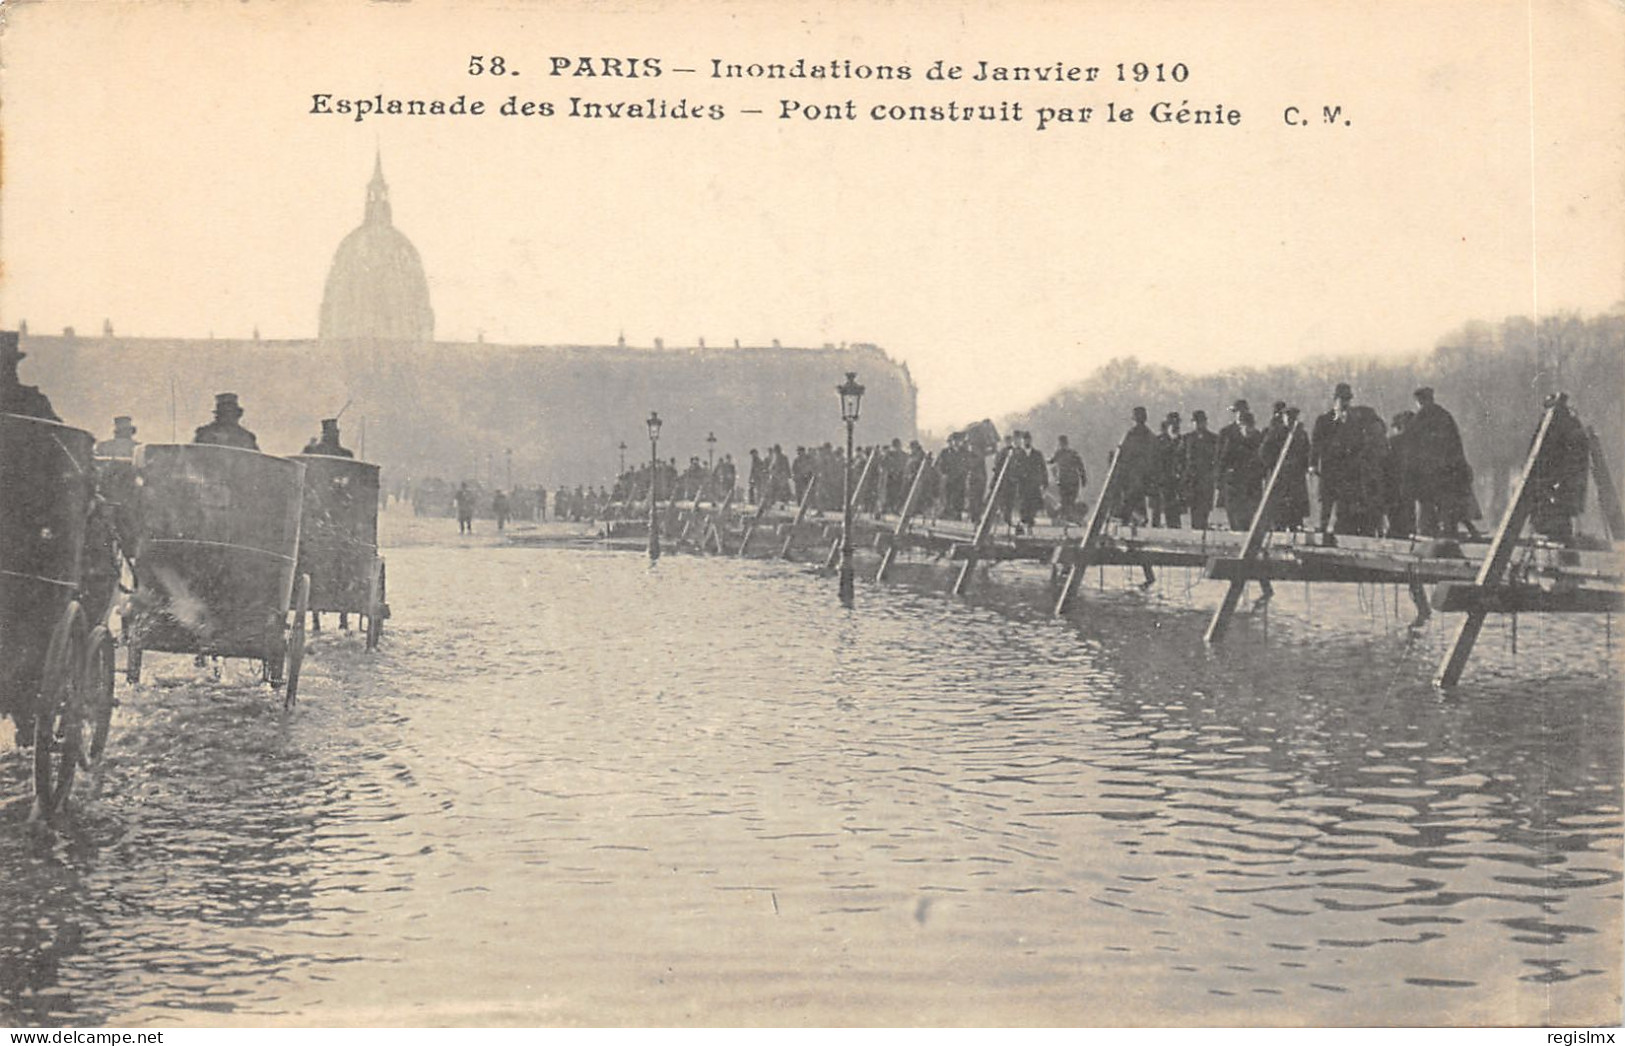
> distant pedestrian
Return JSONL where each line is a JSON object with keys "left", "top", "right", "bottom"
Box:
{"left": 1049, "top": 435, "right": 1087, "bottom": 522}
{"left": 454, "top": 481, "right": 475, "bottom": 534}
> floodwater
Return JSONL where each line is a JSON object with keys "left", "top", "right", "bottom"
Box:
{"left": 0, "top": 515, "right": 1619, "bottom": 1027}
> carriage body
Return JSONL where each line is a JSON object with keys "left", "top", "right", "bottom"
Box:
{"left": 126, "top": 444, "right": 305, "bottom": 662}
{"left": 292, "top": 455, "right": 382, "bottom": 607}
{"left": 0, "top": 413, "right": 94, "bottom": 716}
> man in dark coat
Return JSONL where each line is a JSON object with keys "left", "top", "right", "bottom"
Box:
{"left": 1182, "top": 410, "right": 1218, "bottom": 529}
{"left": 1214, "top": 399, "right": 1249, "bottom": 513}
{"left": 1309, "top": 382, "right": 1387, "bottom": 535}
{"left": 1221, "top": 410, "right": 1267, "bottom": 529}
{"left": 1384, "top": 410, "right": 1419, "bottom": 538}
{"left": 1016, "top": 431, "right": 1048, "bottom": 529}
{"left": 193, "top": 392, "right": 259, "bottom": 450}
{"left": 1407, "top": 387, "right": 1474, "bottom": 537}
{"left": 1153, "top": 412, "right": 1185, "bottom": 528}
{"left": 1115, "top": 407, "right": 1157, "bottom": 525}
{"left": 791, "top": 447, "right": 814, "bottom": 504}
{"left": 1530, "top": 393, "right": 1590, "bottom": 545}
{"left": 301, "top": 418, "right": 355, "bottom": 458}
{"left": 1, "top": 331, "right": 60, "bottom": 421}
{"left": 1258, "top": 406, "right": 1310, "bottom": 529}
{"left": 940, "top": 435, "right": 967, "bottom": 519}
{"left": 768, "top": 445, "right": 792, "bottom": 505}
{"left": 964, "top": 439, "right": 988, "bottom": 522}
{"left": 1049, "top": 435, "right": 1087, "bottom": 523}
{"left": 747, "top": 449, "right": 766, "bottom": 504}
{"left": 991, "top": 433, "right": 1019, "bottom": 526}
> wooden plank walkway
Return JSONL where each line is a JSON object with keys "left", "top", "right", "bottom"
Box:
{"left": 576, "top": 407, "right": 1623, "bottom": 685}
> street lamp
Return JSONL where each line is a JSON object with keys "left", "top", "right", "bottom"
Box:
{"left": 646, "top": 411, "right": 663, "bottom": 561}
{"left": 705, "top": 431, "right": 718, "bottom": 503}
{"left": 837, "top": 371, "right": 865, "bottom": 605}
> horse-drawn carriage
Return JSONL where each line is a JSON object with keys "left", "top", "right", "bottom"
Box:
{"left": 0, "top": 412, "right": 117, "bottom": 818}
{"left": 123, "top": 444, "right": 311, "bottom": 708}
{"left": 293, "top": 454, "right": 388, "bottom": 650}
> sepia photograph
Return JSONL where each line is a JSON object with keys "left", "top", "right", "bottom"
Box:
{"left": 0, "top": 0, "right": 1621, "bottom": 1029}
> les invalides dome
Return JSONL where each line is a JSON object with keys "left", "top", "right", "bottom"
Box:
{"left": 318, "top": 153, "right": 435, "bottom": 342}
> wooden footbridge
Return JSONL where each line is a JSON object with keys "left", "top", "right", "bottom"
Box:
{"left": 579, "top": 404, "right": 1622, "bottom": 687}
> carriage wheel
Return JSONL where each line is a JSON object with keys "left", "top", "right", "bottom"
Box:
{"left": 284, "top": 574, "right": 310, "bottom": 711}
{"left": 32, "top": 601, "right": 89, "bottom": 822}
{"left": 84, "top": 626, "right": 117, "bottom": 766}
{"left": 365, "top": 558, "right": 386, "bottom": 652}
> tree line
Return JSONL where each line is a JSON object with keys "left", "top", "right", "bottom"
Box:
{"left": 996, "top": 310, "right": 1625, "bottom": 524}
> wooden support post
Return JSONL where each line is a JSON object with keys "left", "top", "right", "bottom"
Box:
{"left": 952, "top": 451, "right": 1014, "bottom": 596}
{"left": 736, "top": 494, "right": 774, "bottom": 556}
{"left": 1435, "top": 406, "right": 1559, "bottom": 687}
{"left": 778, "top": 474, "right": 819, "bottom": 560}
{"left": 695, "top": 488, "right": 733, "bottom": 554}
{"left": 876, "top": 453, "right": 933, "bottom": 582}
{"left": 1204, "top": 421, "right": 1302, "bottom": 644}
{"left": 1407, "top": 578, "right": 1431, "bottom": 628}
{"left": 1053, "top": 446, "right": 1125, "bottom": 616}
{"left": 1586, "top": 427, "right": 1625, "bottom": 542}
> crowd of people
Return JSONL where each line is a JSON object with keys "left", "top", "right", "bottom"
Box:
{"left": 598, "top": 383, "right": 1595, "bottom": 546}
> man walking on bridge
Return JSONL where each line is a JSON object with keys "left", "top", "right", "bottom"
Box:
{"left": 1049, "top": 435, "right": 1087, "bottom": 523}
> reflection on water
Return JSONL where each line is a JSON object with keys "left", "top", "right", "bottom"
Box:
{"left": 0, "top": 535, "right": 1618, "bottom": 1026}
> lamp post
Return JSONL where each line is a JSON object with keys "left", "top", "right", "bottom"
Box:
{"left": 647, "top": 411, "right": 663, "bottom": 562}
{"left": 705, "top": 431, "right": 718, "bottom": 503}
{"left": 837, "top": 371, "right": 865, "bottom": 606}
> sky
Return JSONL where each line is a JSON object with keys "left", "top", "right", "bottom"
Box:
{"left": 2, "top": 0, "right": 1621, "bottom": 430}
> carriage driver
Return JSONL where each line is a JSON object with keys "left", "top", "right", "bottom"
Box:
{"left": 193, "top": 392, "right": 259, "bottom": 450}
{"left": 96, "top": 416, "right": 140, "bottom": 458}
{"left": 301, "top": 418, "right": 354, "bottom": 458}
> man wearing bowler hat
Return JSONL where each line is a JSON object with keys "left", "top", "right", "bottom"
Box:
{"left": 193, "top": 392, "right": 259, "bottom": 450}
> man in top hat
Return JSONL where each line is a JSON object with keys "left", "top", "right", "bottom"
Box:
{"left": 301, "top": 418, "right": 354, "bottom": 458}
{"left": 0, "top": 330, "right": 59, "bottom": 421}
{"left": 96, "top": 416, "right": 140, "bottom": 458}
{"left": 193, "top": 392, "right": 259, "bottom": 450}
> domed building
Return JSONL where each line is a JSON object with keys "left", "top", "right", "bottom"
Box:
{"left": 318, "top": 153, "right": 435, "bottom": 342}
